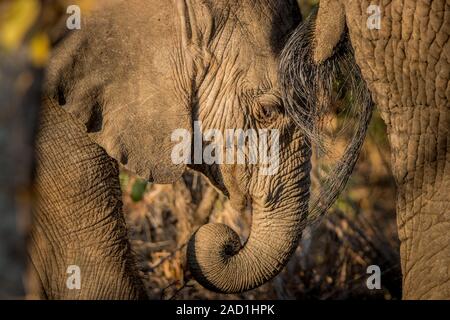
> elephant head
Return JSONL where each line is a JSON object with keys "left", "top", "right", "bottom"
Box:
{"left": 183, "top": 1, "right": 376, "bottom": 293}
{"left": 44, "top": 0, "right": 311, "bottom": 293}
{"left": 177, "top": 0, "right": 310, "bottom": 293}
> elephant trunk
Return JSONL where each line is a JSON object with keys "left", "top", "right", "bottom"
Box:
{"left": 187, "top": 184, "right": 309, "bottom": 293}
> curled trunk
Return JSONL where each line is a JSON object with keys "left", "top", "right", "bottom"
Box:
{"left": 187, "top": 181, "right": 309, "bottom": 293}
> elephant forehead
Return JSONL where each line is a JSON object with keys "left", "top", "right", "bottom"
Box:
{"left": 211, "top": 36, "right": 281, "bottom": 92}
{"left": 231, "top": 0, "right": 302, "bottom": 54}
{"left": 245, "top": 54, "right": 280, "bottom": 89}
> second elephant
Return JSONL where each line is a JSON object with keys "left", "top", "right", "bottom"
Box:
{"left": 280, "top": 0, "right": 450, "bottom": 299}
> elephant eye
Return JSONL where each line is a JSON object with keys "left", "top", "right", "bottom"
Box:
{"left": 259, "top": 104, "right": 277, "bottom": 121}
{"left": 254, "top": 95, "right": 282, "bottom": 124}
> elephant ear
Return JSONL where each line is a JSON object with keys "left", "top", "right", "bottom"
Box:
{"left": 313, "top": 0, "right": 346, "bottom": 64}
{"left": 46, "top": 0, "right": 213, "bottom": 183}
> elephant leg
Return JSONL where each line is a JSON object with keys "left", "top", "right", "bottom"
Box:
{"left": 388, "top": 107, "right": 450, "bottom": 299}
{"left": 29, "top": 101, "right": 147, "bottom": 299}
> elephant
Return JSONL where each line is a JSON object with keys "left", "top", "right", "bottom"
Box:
{"left": 31, "top": 0, "right": 314, "bottom": 298}
{"left": 279, "top": 0, "right": 449, "bottom": 299}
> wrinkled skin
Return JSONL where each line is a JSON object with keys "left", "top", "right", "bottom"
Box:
{"left": 33, "top": 0, "right": 307, "bottom": 298}
{"left": 281, "top": 0, "right": 449, "bottom": 299}
{"left": 31, "top": 101, "right": 147, "bottom": 299}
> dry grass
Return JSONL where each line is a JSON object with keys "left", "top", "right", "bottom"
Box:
{"left": 121, "top": 110, "right": 401, "bottom": 300}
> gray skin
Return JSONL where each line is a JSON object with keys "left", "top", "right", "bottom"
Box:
{"left": 280, "top": 0, "right": 449, "bottom": 299}
{"left": 33, "top": 0, "right": 307, "bottom": 298}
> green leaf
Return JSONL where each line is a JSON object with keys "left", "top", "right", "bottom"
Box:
{"left": 131, "top": 179, "right": 147, "bottom": 202}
